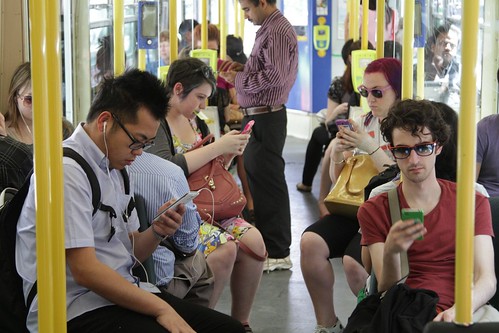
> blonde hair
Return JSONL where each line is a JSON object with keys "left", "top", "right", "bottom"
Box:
{"left": 5, "top": 62, "right": 31, "bottom": 127}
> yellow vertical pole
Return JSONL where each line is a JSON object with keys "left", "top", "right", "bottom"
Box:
{"left": 138, "top": 49, "right": 146, "bottom": 71}
{"left": 220, "top": 0, "right": 227, "bottom": 60}
{"left": 348, "top": 0, "right": 354, "bottom": 40}
{"left": 361, "top": 0, "right": 368, "bottom": 49}
{"left": 238, "top": 5, "right": 245, "bottom": 40}
{"left": 170, "top": 0, "right": 178, "bottom": 62}
{"left": 201, "top": 0, "right": 208, "bottom": 49}
{"left": 234, "top": 0, "right": 240, "bottom": 37}
{"left": 376, "top": 0, "right": 385, "bottom": 58}
{"left": 113, "top": 0, "right": 125, "bottom": 75}
{"left": 401, "top": 0, "right": 414, "bottom": 99}
{"left": 352, "top": 0, "right": 359, "bottom": 41}
{"left": 416, "top": 48, "right": 424, "bottom": 98}
{"left": 455, "top": 0, "right": 479, "bottom": 325}
{"left": 29, "top": 0, "right": 66, "bottom": 332}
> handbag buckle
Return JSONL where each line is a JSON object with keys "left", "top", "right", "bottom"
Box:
{"left": 205, "top": 176, "right": 216, "bottom": 190}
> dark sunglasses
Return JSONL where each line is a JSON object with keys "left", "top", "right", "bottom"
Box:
{"left": 357, "top": 85, "right": 392, "bottom": 99}
{"left": 192, "top": 65, "right": 215, "bottom": 80}
{"left": 389, "top": 142, "right": 437, "bottom": 159}
{"left": 111, "top": 113, "right": 154, "bottom": 151}
{"left": 18, "top": 95, "right": 33, "bottom": 107}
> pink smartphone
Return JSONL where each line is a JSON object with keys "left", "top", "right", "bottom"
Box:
{"left": 335, "top": 119, "right": 353, "bottom": 131}
{"left": 241, "top": 120, "right": 255, "bottom": 134}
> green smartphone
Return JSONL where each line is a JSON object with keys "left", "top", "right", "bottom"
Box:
{"left": 401, "top": 208, "right": 424, "bottom": 240}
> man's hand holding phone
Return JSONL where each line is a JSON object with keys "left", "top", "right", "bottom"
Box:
{"left": 151, "top": 193, "right": 196, "bottom": 238}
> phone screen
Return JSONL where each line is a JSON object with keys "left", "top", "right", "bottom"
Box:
{"left": 401, "top": 208, "right": 424, "bottom": 240}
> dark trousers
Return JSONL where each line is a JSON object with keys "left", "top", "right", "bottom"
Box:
{"left": 67, "top": 292, "right": 244, "bottom": 333}
{"left": 301, "top": 125, "right": 332, "bottom": 186}
{"left": 243, "top": 109, "right": 291, "bottom": 258}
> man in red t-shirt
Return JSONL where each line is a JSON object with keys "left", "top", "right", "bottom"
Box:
{"left": 358, "top": 99, "right": 496, "bottom": 322}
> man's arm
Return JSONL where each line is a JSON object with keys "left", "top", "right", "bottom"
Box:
{"left": 434, "top": 235, "right": 496, "bottom": 322}
{"left": 66, "top": 247, "right": 194, "bottom": 332}
{"left": 368, "top": 220, "right": 426, "bottom": 292}
{"left": 132, "top": 200, "right": 186, "bottom": 262}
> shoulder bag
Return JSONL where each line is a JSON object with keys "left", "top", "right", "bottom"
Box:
{"left": 187, "top": 134, "right": 246, "bottom": 222}
{"left": 324, "top": 154, "right": 379, "bottom": 218}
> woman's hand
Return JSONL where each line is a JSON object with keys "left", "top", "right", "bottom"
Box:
{"left": 335, "top": 119, "right": 378, "bottom": 154}
{"left": 216, "top": 130, "right": 249, "bottom": 155}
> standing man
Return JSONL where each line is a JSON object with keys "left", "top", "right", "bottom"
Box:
{"left": 220, "top": 0, "right": 298, "bottom": 272}
{"left": 178, "top": 19, "right": 199, "bottom": 52}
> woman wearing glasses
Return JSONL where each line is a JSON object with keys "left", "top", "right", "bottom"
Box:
{"left": 149, "top": 58, "right": 266, "bottom": 333}
{"left": 300, "top": 57, "right": 401, "bottom": 333}
{"left": 5, "top": 62, "right": 33, "bottom": 144}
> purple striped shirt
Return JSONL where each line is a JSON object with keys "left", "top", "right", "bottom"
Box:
{"left": 235, "top": 10, "right": 298, "bottom": 108}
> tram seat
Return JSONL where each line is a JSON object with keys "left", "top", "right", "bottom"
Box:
{"left": 488, "top": 196, "right": 499, "bottom": 309}
{"left": 132, "top": 194, "right": 157, "bottom": 284}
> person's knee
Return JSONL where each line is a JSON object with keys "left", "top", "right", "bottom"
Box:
{"left": 343, "top": 255, "right": 367, "bottom": 280}
{"left": 239, "top": 227, "right": 266, "bottom": 258}
{"left": 211, "top": 241, "right": 238, "bottom": 265}
{"left": 300, "top": 232, "right": 328, "bottom": 258}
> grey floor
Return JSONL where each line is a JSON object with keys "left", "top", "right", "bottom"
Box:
{"left": 215, "top": 136, "right": 357, "bottom": 333}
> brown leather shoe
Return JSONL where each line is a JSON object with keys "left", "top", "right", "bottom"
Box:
{"left": 296, "top": 182, "right": 312, "bottom": 192}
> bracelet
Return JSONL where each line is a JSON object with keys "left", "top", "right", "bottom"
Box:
{"left": 332, "top": 158, "right": 345, "bottom": 165}
{"left": 368, "top": 146, "right": 381, "bottom": 155}
{"left": 151, "top": 225, "right": 168, "bottom": 242}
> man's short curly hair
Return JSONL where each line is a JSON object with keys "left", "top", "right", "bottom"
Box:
{"left": 380, "top": 99, "right": 450, "bottom": 148}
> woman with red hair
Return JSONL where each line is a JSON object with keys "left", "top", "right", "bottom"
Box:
{"left": 300, "top": 57, "right": 402, "bottom": 333}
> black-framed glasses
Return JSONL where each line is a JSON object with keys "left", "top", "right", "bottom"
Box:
{"left": 357, "top": 85, "right": 392, "bottom": 99}
{"left": 18, "top": 95, "right": 32, "bottom": 107}
{"left": 111, "top": 113, "right": 154, "bottom": 151}
{"left": 389, "top": 142, "right": 437, "bottom": 159}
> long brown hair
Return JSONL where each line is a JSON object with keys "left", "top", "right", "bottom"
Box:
{"left": 5, "top": 62, "right": 31, "bottom": 127}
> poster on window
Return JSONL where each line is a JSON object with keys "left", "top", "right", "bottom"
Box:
{"left": 316, "top": 0, "right": 328, "bottom": 16}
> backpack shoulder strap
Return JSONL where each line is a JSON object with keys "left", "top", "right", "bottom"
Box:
{"left": 387, "top": 187, "right": 409, "bottom": 280}
{"left": 63, "top": 147, "right": 101, "bottom": 216}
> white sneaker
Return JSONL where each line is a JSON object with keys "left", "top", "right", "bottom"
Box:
{"left": 314, "top": 319, "right": 344, "bottom": 333}
{"left": 263, "top": 256, "right": 293, "bottom": 272}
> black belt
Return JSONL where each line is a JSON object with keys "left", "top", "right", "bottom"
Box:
{"left": 240, "top": 105, "right": 284, "bottom": 116}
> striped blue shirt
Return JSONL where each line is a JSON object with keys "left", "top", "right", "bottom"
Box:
{"left": 235, "top": 10, "right": 298, "bottom": 108}
{"left": 129, "top": 152, "right": 201, "bottom": 286}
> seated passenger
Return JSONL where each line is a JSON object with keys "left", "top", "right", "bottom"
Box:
{"left": 476, "top": 68, "right": 499, "bottom": 198}
{"left": 16, "top": 69, "right": 244, "bottom": 333}
{"left": 148, "top": 58, "right": 266, "bottom": 332}
{"left": 359, "top": 99, "right": 496, "bottom": 322}
{"left": 5, "top": 62, "right": 33, "bottom": 144}
{"left": 129, "top": 152, "right": 214, "bottom": 307}
{"left": 300, "top": 58, "right": 401, "bottom": 333}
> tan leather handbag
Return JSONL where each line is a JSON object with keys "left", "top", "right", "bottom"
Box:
{"left": 324, "top": 154, "right": 378, "bottom": 218}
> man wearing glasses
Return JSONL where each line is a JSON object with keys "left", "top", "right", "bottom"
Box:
{"left": 16, "top": 69, "right": 244, "bottom": 333}
{"left": 358, "top": 99, "right": 496, "bottom": 322}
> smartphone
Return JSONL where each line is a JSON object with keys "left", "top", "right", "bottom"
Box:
{"left": 401, "top": 208, "right": 424, "bottom": 240}
{"left": 241, "top": 120, "right": 255, "bottom": 134}
{"left": 153, "top": 191, "right": 199, "bottom": 222}
{"left": 335, "top": 119, "right": 353, "bottom": 131}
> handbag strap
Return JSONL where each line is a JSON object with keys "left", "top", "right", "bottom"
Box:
{"left": 343, "top": 157, "right": 359, "bottom": 194}
{"left": 189, "top": 133, "right": 215, "bottom": 151}
{"left": 387, "top": 187, "right": 409, "bottom": 280}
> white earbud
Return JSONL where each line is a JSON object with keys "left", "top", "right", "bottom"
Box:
{"left": 103, "top": 121, "right": 107, "bottom": 133}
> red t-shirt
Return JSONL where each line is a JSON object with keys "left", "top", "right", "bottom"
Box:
{"left": 358, "top": 179, "right": 494, "bottom": 309}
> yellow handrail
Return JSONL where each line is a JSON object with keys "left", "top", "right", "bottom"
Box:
{"left": 401, "top": 0, "right": 414, "bottom": 100}
{"left": 455, "top": 0, "right": 480, "bottom": 325}
{"left": 29, "top": 0, "right": 66, "bottom": 332}
{"left": 113, "top": 0, "right": 125, "bottom": 75}
{"left": 376, "top": 0, "right": 385, "bottom": 58}
{"left": 170, "top": 0, "right": 178, "bottom": 62}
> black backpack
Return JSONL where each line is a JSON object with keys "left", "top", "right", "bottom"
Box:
{"left": 0, "top": 147, "right": 133, "bottom": 333}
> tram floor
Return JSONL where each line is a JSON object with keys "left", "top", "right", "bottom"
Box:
{"left": 215, "top": 136, "right": 358, "bottom": 333}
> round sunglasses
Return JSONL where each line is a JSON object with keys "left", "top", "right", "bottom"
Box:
{"left": 18, "top": 95, "right": 33, "bottom": 107}
{"left": 357, "top": 85, "right": 392, "bottom": 99}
